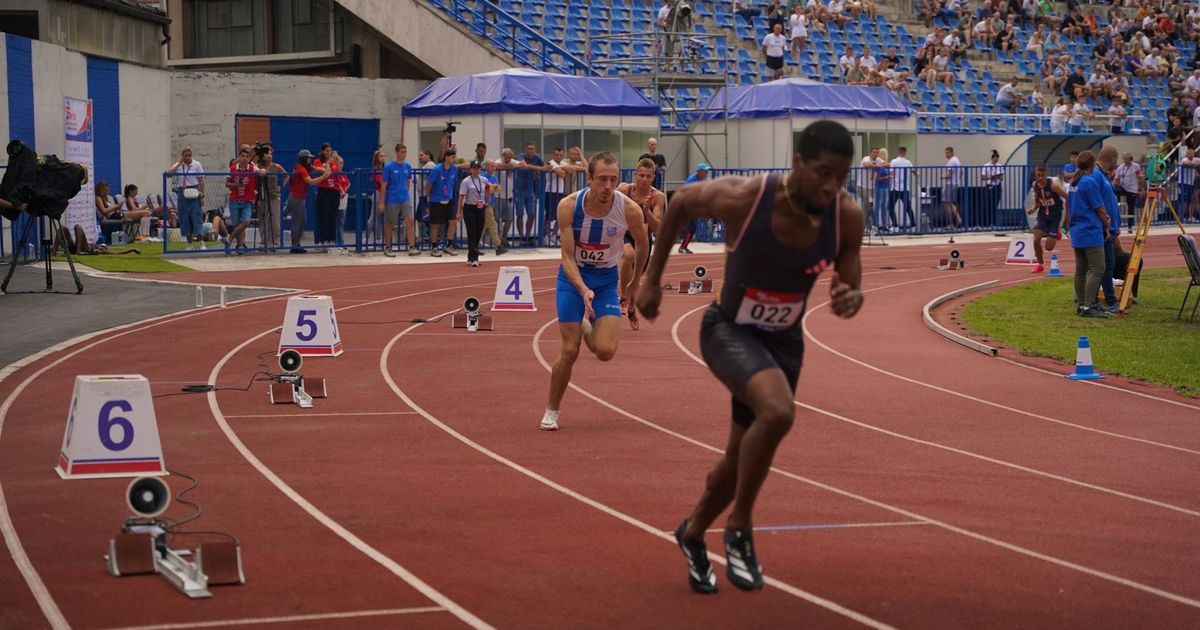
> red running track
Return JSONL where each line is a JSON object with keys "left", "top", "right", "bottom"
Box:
{"left": 1, "top": 236, "right": 1197, "bottom": 629}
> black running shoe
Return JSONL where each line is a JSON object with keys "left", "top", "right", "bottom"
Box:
{"left": 723, "top": 528, "right": 763, "bottom": 591}
{"left": 674, "top": 519, "right": 717, "bottom": 594}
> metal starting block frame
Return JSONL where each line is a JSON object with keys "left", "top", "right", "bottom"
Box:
{"left": 105, "top": 521, "right": 245, "bottom": 599}
{"left": 678, "top": 279, "right": 714, "bottom": 294}
{"left": 451, "top": 312, "right": 494, "bottom": 331}
{"left": 268, "top": 374, "right": 327, "bottom": 408}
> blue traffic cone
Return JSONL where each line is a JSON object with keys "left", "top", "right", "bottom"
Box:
{"left": 1047, "top": 253, "right": 1063, "bottom": 277}
{"left": 1065, "top": 336, "right": 1104, "bottom": 380}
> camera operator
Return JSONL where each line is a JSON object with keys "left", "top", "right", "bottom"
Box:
{"left": 255, "top": 143, "right": 287, "bottom": 249}
{"left": 167, "top": 147, "right": 205, "bottom": 249}
{"left": 225, "top": 145, "right": 265, "bottom": 255}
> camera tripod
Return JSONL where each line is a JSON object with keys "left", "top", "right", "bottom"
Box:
{"left": 863, "top": 192, "right": 888, "bottom": 247}
{"left": 1, "top": 215, "right": 83, "bottom": 294}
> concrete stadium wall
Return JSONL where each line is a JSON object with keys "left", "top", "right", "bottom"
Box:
{"left": 170, "top": 72, "right": 426, "bottom": 170}
{"left": 336, "top": 0, "right": 515, "bottom": 77}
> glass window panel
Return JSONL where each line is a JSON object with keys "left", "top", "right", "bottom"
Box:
{"left": 419, "top": 129, "right": 446, "bottom": 164}
{"left": 503, "top": 128, "right": 543, "bottom": 156}
{"left": 231, "top": 0, "right": 253, "bottom": 27}
{"left": 582, "top": 128, "right": 619, "bottom": 158}
{"left": 621, "top": 130, "right": 654, "bottom": 170}
{"left": 543, "top": 129, "right": 582, "bottom": 156}
{"left": 207, "top": 0, "right": 230, "bottom": 28}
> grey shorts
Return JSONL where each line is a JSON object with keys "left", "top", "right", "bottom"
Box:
{"left": 493, "top": 197, "right": 514, "bottom": 222}
{"left": 384, "top": 200, "right": 414, "bottom": 223}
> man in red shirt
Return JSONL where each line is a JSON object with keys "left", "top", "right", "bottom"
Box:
{"left": 225, "top": 146, "right": 264, "bottom": 255}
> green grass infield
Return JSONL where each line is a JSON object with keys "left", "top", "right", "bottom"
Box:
{"left": 960, "top": 268, "right": 1199, "bottom": 397}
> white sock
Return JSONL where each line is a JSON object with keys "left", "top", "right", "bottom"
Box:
{"left": 543, "top": 409, "right": 559, "bottom": 419}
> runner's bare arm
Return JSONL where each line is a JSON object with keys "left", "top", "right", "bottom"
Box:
{"left": 648, "top": 191, "right": 665, "bottom": 231}
{"left": 830, "top": 191, "right": 865, "bottom": 318}
{"left": 557, "top": 193, "right": 589, "bottom": 296}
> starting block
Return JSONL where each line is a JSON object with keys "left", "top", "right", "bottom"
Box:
{"left": 937, "top": 249, "right": 966, "bottom": 270}
{"left": 268, "top": 376, "right": 327, "bottom": 407}
{"left": 451, "top": 296, "right": 494, "bottom": 332}
{"left": 677, "top": 265, "right": 714, "bottom": 294}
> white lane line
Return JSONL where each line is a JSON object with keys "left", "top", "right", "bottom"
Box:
{"left": 703, "top": 521, "right": 929, "bottom": 534}
{"left": 996, "top": 356, "right": 1200, "bottom": 412}
{"left": 101, "top": 606, "right": 447, "bottom": 630}
{"left": 659, "top": 307, "right": 1200, "bottom": 608}
{"left": 801, "top": 279, "right": 1200, "bottom": 455}
{"left": 0, "top": 290, "right": 294, "bottom": 630}
{"left": 382, "top": 307, "right": 895, "bottom": 630}
{"left": 926, "top": 278, "right": 1200, "bottom": 412}
{"left": 206, "top": 281, "right": 509, "bottom": 630}
{"left": 225, "top": 411, "right": 418, "bottom": 419}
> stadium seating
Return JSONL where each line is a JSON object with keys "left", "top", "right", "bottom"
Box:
{"left": 422, "top": 0, "right": 1186, "bottom": 138}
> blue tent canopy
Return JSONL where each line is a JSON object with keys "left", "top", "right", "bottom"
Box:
{"left": 402, "top": 69, "right": 660, "bottom": 117}
{"left": 699, "top": 80, "right": 913, "bottom": 120}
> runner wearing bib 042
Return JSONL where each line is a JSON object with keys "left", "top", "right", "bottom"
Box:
{"left": 555, "top": 188, "right": 629, "bottom": 323}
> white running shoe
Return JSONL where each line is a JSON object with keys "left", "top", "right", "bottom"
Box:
{"left": 539, "top": 409, "right": 559, "bottom": 431}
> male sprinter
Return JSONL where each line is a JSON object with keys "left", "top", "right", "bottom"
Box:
{"left": 1026, "top": 163, "right": 1069, "bottom": 273}
{"left": 540, "top": 152, "right": 650, "bottom": 431}
{"left": 616, "top": 158, "right": 665, "bottom": 330}
{"left": 636, "top": 120, "right": 865, "bottom": 594}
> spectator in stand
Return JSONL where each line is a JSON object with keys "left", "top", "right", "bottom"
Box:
{"left": 995, "top": 16, "right": 1017, "bottom": 53}
{"left": 847, "top": 0, "right": 876, "bottom": 21}
{"left": 120, "top": 184, "right": 157, "bottom": 239}
{"left": 1044, "top": 30, "right": 1067, "bottom": 64}
{"left": 1108, "top": 152, "right": 1137, "bottom": 230}
{"left": 1030, "top": 84, "right": 1046, "bottom": 113}
{"left": 379, "top": 143, "right": 417, "bottom": 257}
{"left": 565, "top": 146, "right": 587, "bottom": 192}
{"left": 1108, "top": 99, "right": 1129, "bottom": 133}
{"left": 767, "top": 0, "right": 788, "bottom": 31}
{"left": 1068, "top": 97, "right": 1092, "bottom": 134}
{"left": 825, "top": 0, "right": 850, "bottom": 26}
{"left": 1178, "top": 147, "right": 1199, "bottom": 222}
{"left": 942, "top": 146, "right": 963, "bottom": 230}
{"left": 859, "top": 50, "right": 878, "bottom": 73}
{"left": 972, "top": 15, "right": 994, "bottom": 49}
{"left": 805, "top": 0, "right": 832, "bottom": 27}
{"left": 839, "top": 46, "right": 856, "bottom": 83}
{"left": 167, "top": 147, "right": 205, "bottom": 249}
{"left": 915, "top": 48, "right": 936, "bottom": 89}
{"left": 995, "top": 78, "right": 1024, "bottom": 113}
{"left": 931, "top": 47, "right": 955, "bottom": 88}
{"left": 1025, "top": 26, "right": 1046, "bottom": 59}
{"left": 1049, "top": 97, "right": 1070, "bottom": 133}
{"left": 224, "top": 145, "right": 263, "bottom": 255}
{"left": 94, "top": 181, "right": 133, "bottom": 235}
{"left": 982, "top": 150, "right": 1005, "bottom": 222}
{"left": 1063, "top": 65, "right": 1087, "bottom": 101}
{"left": 943, "top": 29, "right": 966, "bottom": 61}
{"left": 1068, "top": 151, "right": 1112, "bottom": 318}
{"left": 733, "top": 0, "right": 761, "bottom": 26}
{"left": 883, "top": 46, "right": 902, "bottom": 70}
{"left": 880, "top": 60, "right": 912, "bottom": 99}
{"left": 1109, "top": 71, "right": 1130, "bottom": 103}
{"left": 425, "top": 147, "right": 460, "bottom": 257}
{"left": 639, "top": 137, "right": 667, "bottom": 191}
{"left": 789, "top": 5, "right": 808, "bottom": 60}
{"left": 762, "top": 23, "right": 789, "bottom": 82}
{"left": 888, "top": 146, "right": 916, "bottom": 230}
{"left": 545, "top": 148, "right": 585, "bottom": 245}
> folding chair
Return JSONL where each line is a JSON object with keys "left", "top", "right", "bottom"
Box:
{"left": 1178, "top": 235, "right": 1200, "bottom": 322}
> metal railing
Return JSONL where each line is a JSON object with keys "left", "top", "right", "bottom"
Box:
{"left": 423, "top": 0, "right": 592, "bottom": 75}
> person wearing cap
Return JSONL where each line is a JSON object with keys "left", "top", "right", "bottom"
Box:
{"left": 457, "top": 159, "right": 491, "bottom": 266}
{"left": 678, "top": 163, "right": 711, "bottom": 253}
{"left": 286, "top": 149, "right": 330, "bottom": 253}
{"left": 425, "top": 147, "right": 460, "bottom": 256}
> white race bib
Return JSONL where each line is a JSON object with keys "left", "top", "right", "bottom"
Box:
{"left": 575, "top": 242, "right": 609, "bottom": 267}
{"left": 735, "top": 287, "right": 806, "bottom": 330}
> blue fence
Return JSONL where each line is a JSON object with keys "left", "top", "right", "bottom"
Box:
{"left": 152, "top": 162, "right": 1187, "bottom": 258}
